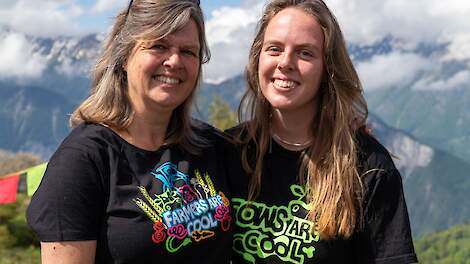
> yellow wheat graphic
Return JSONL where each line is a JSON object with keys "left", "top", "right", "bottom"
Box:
{"left": 204, "top": 172, "right": 217, "bottom": 196}
{"left": 194, "top": 170, "right": 210, "bottom": 194}
{"left": 137, "top": 186, "right": 165, "bottom": 214}
{"left": 133, "top": 198, "right": 161, "bottom": 223}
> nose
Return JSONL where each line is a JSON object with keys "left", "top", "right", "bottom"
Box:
{"left": 163, "top": 51, "right": 183, "bottom": 69}
{"left": 277, "top": 52, "right": 295, "bottom": 71}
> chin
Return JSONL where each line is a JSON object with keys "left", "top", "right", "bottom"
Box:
{"left": 266, "top": 98, "right": 292, "bottom": 109}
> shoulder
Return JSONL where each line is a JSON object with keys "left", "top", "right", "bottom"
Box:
{"left": 51, "top": 122, "right": 122, "bottom": 164}
{"left": 224, "top": 122, "right": 250, "bottom": 141}
{"left": 63, "top": 122, "right": 117, "bottom": 147}
{"left": 355, "top": 127, "right": 397, "bottom": 173}
{"left": 224, "top": 122, "right": 246, "bottom": 135}
{"left": 355, "top": 128, "right": 404, "bottom": 197}
{"left": 191, "top": 119, "right": 228, "bottom": 144}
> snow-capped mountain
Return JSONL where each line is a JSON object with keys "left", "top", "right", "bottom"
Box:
{"left": 0, "top": 27, "right": 101, "bottom": 102}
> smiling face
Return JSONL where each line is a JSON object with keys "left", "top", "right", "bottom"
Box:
{"left": 258, "top": 7, "right": 325, "bottom": 116}
{"left": 125, "top": 19, "right": 201, "bottom": 115}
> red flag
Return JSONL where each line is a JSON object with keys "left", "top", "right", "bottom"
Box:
{"left": 0, "top": 175, "right": 20, "bottom": 204}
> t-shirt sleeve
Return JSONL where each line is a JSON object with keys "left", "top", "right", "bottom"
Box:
{"left": 26, "top": 146, "right": 105, "bottom": 242}
{"left": 357, "top": 168, "right": 418, "bottom": 264}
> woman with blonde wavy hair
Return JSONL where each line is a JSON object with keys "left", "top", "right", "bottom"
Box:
{"left": 27, "top": 1, "right": 234, "bottom": 263}
{"left": 227, "top": 0, "right": 417, "bottom": 263}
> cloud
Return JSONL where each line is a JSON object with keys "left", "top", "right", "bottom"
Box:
{"left": 0, "top": 0, "right": 84, "bottom": 37}
{"left": 91, "top": 0, "right": 126, "bottom": 14}
{"left": 328, "top": 0, "right": 470, "bottom": 60}
{"left": 357, "top": 52, "right": 431, "bottom": 91}
{"left": 443, "top": 34, "right": 470, "bottom": 61}
{"left": 0, "top": 32, "right": 48, "bottom": 79}
{"left": 204, "top": 0, "right": 470, "bottom": 83}
{"left": 413, "top": 70, "right": 470, "bottom": 91}
{"left": 203, "top": 3, "right": 263, "bottom": 83}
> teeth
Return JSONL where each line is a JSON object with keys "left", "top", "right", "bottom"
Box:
{"left": 273, "top": 79, "right": 296, "bottom": 89}
{"left": 156, "top": 76, "right": 179, "bottom": 84}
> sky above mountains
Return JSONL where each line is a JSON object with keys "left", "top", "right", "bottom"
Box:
{"left": 0, "top": 0, "right": 469, "bottom": 88}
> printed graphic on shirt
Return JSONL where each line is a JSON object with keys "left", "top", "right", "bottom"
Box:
{"left": 133, "top": 162, "right": 231, "bottom": 253}
{"left": 232, "top": 185, "right": 319, "bottom": 264}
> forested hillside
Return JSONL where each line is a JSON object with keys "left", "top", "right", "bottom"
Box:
{"left": 415, "top": 223, "right": 470, "bottom": 264}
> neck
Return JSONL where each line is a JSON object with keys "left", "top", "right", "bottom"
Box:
{"left": 271, "top": 107, "right": 316, "bottom": 145}
{"left": 120, "top": 111, "right": 172, "bottom": 151}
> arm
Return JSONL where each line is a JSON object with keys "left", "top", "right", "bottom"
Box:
{"left": 27, "top": 145, "right": 105, "bottom": 262}
{"left": 41, "top": 241, "right": 97, "bottom": 264}
{"left": 358, "top": 168, "right": 418, "bottom": 264}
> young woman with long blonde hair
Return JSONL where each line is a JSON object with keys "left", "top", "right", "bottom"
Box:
{"left": 227, "top": 0, "right": 417, "bottom": 263}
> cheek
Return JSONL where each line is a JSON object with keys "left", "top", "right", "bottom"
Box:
{"left": 186, "top": 60, "right": 200, "bottom": 79}
{"left": 303, "top": 63, "right": 323, "bottom": 84}
{"left": 258, "top": 57, "right": 273, "bottom": 83}
{"left": 147, "top": 56, "right": 165, "bottom": 71}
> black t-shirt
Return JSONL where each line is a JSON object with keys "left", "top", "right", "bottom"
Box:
{"left": 225, "top": 126, "right": 418, "bottom": 264}
{"left": 27, "top": 122, "right": 233, "bottom": 264}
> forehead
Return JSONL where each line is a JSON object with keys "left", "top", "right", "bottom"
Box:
{"left": 148, "top": 19, "right": 201, "bottom": 47}
{"left": 264, "top": 7, "right": 324, "bottom": 48}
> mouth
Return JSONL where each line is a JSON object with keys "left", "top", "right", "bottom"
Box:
{"left": 272, "top": 78, "right": 299, "bottom": 90}
{"left": 153, "top": 75, "right": 181, "bottom": 85}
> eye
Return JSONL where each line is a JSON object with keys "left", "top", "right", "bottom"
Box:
{"left": 264, "top": 45, "right": 282, "bottom": 55}
{"left": 182, "top": 49, "right": 199, "bottom": 58}
{"left": 298, "top": 49, "right": 314, "bottom": 59}
{"left": 150, "top": 43, "right": 168, "bottom": 51}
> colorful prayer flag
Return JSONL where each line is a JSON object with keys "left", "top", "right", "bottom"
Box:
{"left": 26, "top": 162, "right": 47, "bottom": 196}
{"left": 0, "top": 175, "right": 20, "bottom": 204}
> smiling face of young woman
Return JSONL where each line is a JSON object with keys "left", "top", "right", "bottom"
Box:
{"left": 258, "top": 7, "right": 325, "bottom": 116}
{"left": 125, "top": 19, "right": 201, "bottom": 115}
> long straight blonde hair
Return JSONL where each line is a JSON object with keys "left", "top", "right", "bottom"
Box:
{"left": 70, "top": 0, "right": 210, "bottom": 153}
{"left": 239, "top": 0, "right": 368, "bottom": 239}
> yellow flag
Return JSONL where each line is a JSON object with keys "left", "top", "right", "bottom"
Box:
{"left": 26, "top": 163, "right": 47, "bottom": 196}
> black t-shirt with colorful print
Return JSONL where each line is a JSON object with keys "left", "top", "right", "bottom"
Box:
{"left": 226, "top": 125, "right": 418, "bottom": 264}
{"left": 27, "top": 122, "right": 233, "bottom": 264}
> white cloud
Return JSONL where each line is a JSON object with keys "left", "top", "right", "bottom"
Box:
{"left": 0, "top": 0, "right": 84, "bottom": 37}
{"left": 328, "top": 0, "right": 470, "bottom": 60}
{"left": 357, "top": 52, "right": 430, "bottom": 91}
{"left": 204, "top": 3, "right": 263, "bottom": 83}
{"left": 413, "top": 70, "right": 470, "bottom": 91}
{"left": 0, "top": 32, "right": 48, "bottom": 79}
{"left": 91, "top": 0, "right": 126, "bottom": 14}
{"left": 443, "top": 34, "right": 470, "bottom": 61}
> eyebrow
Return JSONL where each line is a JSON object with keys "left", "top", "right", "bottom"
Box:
{"left": 263, "top": 40, "right": 322, "bottom": 53}
{"left": 154, "top": 38, "right": 200, "bottom": 51}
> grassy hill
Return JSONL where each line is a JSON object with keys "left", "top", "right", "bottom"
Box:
{"left": 415, "top": 223, "right": 470, "bottom": 264}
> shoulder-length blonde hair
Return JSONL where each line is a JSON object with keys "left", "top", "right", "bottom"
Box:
{"left": 239, "top": 0, "right": 368, "bottom": 239}
{"left": 71, "top": 0, "right": 210, "bottom": 153}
